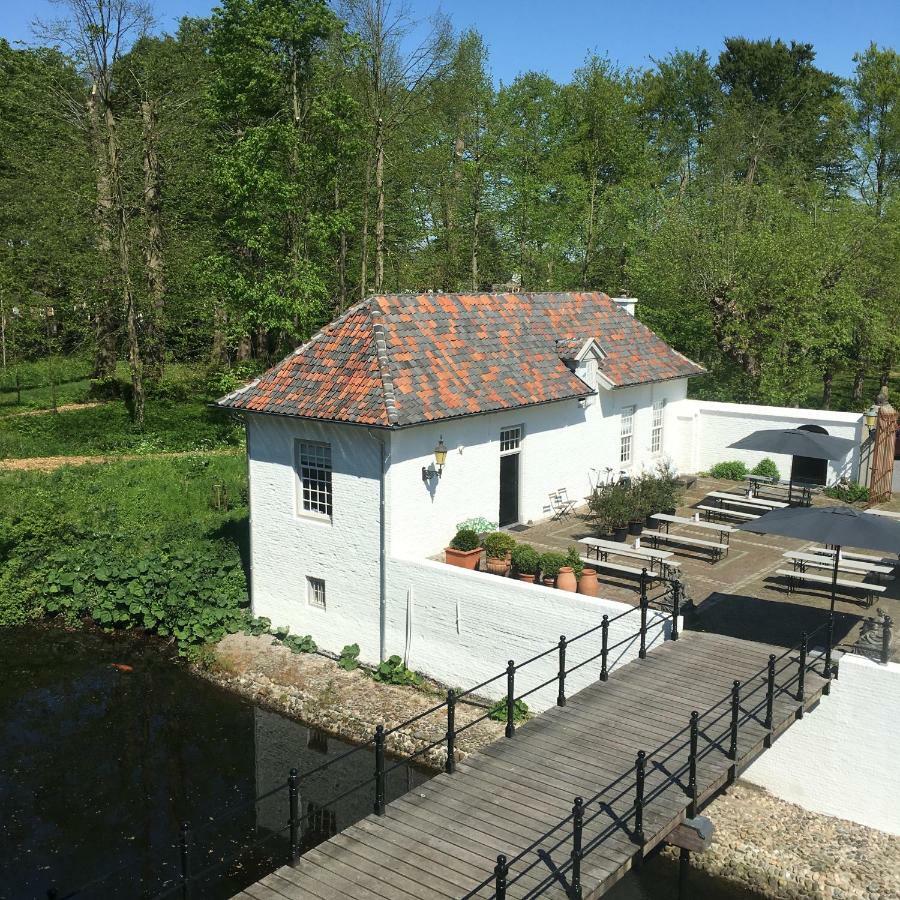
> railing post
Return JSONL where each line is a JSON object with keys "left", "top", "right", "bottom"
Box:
{"left": 729, "top": 680, "right": 740, "bottom": 761}
{"left": 557, "top": 636, "right": 567, "bottom": 707}
{"left": 882, "top": 616, "right": 893, "bottom": 666}
{"left": 571, "top": 797, "right": 584, "bottom": 899}
{"left": 179, "top": 822, "right": 192, "bottom": 900}
{"left": 670, "top": 580, "right": 680, "bottom": 642}
{"left": 687, "top": 711, "right": 698, "bottom": 817}
{"left": 633, "top": 750, "right": 646, "bottom": 845}
{"left": 494, "top": 853, "right": 508, "bottom": 899}
{"left": 825, "top": 611, "right": 835, "bottom": 691}
{"left": 374, "top": 724, "right": 386, "bottom": 815}
{"left": 599, "top": 615, "right": 609, "bottom": 681}
{"left": 288, "top": 767, "right": 301, "bottom": 864}
{"left": 505, "top": 660, "right": 516, "bottom": 738}
{"left": 445, "top": 689, "right": 456, "bottom": 774}
{"left": 639, "top": 569, "right": 648, "bottom": 660}
{"left": 796, "top": 633, "right": 808, "bottom": 717}
{"left": 764, "top": 654, "right": 776, "bottom": 743}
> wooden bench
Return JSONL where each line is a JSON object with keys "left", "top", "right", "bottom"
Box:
{"left": 580, "top": 557, "right": 662, "bottom": 581}
{"left": 784, "top": 551, "right": 893, "bottom": 579}
{"left": 644, "top": 530, "right": 729, "bottom": 562}
{"left": 775, "top": 568, "right": 886, "bottom": 606}
{"left": 811, "top": 547, "right": 897, "bottom": 567}
{"left": 697, "top": 504, "right": 760, "bottom": 521}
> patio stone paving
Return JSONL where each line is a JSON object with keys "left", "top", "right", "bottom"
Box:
{"left": 509, "top": 477, "right": 900, "bottom": 662}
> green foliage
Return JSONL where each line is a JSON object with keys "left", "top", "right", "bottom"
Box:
{"left": 751, "top": 458, "right": 781, "bottom": 481}
{"left": 482, "top": 531, "right": 517, "bottom": 559}
{"left": 338, "top": 643, "right": 361, "bottom": 671}
{"left": 538, "top": 551, "right": 567, "bottom": 579}
{"left": 278, "top": 632, "right": 317, "bottom": 654}
{"left": 373, "top": 655, "right": 422, "bottom": 686}
{"left": 449, "top": 528, "right": 480, "bottom": 552}
{"left": 510, "top": 543, "right": 540, "bottom": 576}
{"left": 456, "top": 517, "right": 498, "bottom": 535}
{"left": 588, "top": 482, "right": 635, "bottom": 531}
{"left": 244, "top": 616, "right": 272, "bottom": 637}
{"left": 565, "top": 546, "right": 584, "bottom": 578}
{"left": 488, "top": 697, "right": 529, "bottom": 723}
{"left": 824, "top": 482, "right": 870, "bottom": 503}
{"left": 709, "top": 460, "right": 749, "bottom": 480}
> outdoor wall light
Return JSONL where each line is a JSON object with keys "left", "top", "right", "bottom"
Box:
{"left": 422, "top": 435, "right": 448, "bottom": 483}
{"left": 864, "top": 403, "right": 879, "bottom": 429}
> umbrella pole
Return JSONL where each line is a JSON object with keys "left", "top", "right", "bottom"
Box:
{"left": 825, "top": 545, "right": 839, "bottom": 691}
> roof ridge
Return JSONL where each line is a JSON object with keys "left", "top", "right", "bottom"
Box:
{"left": 369, "top": 303, "right": 399, "bottom": 426}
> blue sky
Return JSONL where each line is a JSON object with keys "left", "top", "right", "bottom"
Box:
{"left": 3, "top": 0, "right": 898, "bottom": 81}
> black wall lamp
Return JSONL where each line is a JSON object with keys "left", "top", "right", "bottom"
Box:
{"left": 422, "top": 435, "right": 448, "bottom": 483}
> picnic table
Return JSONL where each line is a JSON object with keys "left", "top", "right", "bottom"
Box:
{"left": 811, "top": 546, "right": 898, "bottom": 567}
{"left": 706, "top": 491, "right": 788, "bottom": 510}
{"left": 651, "top": 513, "right": 735, "bottom": 544}
{"left": 783, "top": 550, "right": 894, "bottom": 581}
{"left": 580, "top": 536, "right": 678, "bottom": 576}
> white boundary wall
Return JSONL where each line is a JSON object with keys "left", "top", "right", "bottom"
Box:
{"left": 744, "top": 654, "right": 900, "bottom": 835}
{"left": 672, "top": 400, "right": 863, "bottom": 484}
{"left": 384, "top": 557, "right": 674, "bottom": 712}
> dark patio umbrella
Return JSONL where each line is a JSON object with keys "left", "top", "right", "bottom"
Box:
{"left": 729, "top": 428, "right": 857, "bottom": 459}
{"left": 738, "top": 506, "right": 900, "bottom": 673}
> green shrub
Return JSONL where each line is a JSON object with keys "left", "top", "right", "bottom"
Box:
{"left": 280, "top": 632, "right": 317, "bottom": 654}
{"left": 588, "top": 482, "right": 634, "bottom": 530}
{"left": 510, "top": 544, "right": 540, "bottom": 576}
{"left": 373, "top": 655, "right": 422, "bottom": 686}
{"left": 456, "top": 517, "right": 497, "bottom": 535}
{"left": 339, "top": 643, "right": 361, "bottom": 671}
{"left": 243, "top": 616, "right": 272, "bottom": 637}
{"left": 751, "top": 458, "right": 780, "bottom": 481}
{"left": 824, "top": 483, "right": 870, "bottom": 503}
{"left": 488, "top": 697, "right": 529, "bottom": 723}
{"left": 565, "top": 546, "right": 584, "bottom": 578}
{"left": 709, "top": 460, "right": 748, "bottom": 480}
{"left": 483, "top": 531, "right": 517, "bottom": 559}
{"left": 449, "top": 528, "right": 480, "bottom": 552}
{"left": 539, "top": 551, "right": 567, "bottom": 579}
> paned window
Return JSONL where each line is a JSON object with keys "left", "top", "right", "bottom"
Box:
{"left": 620, "top": 406, "right": 636, "bottom": 465}
{"left": 500, "top": 427, "right": 522, "bottom": 453}
{"left": 651, "top": 399, "right": 666, "bottom": 455}
{"left": 307, "top": 577, "right": 326, "bottom": 609}
{"left": 297, "top": 441, "right": 332, "bottom": 517}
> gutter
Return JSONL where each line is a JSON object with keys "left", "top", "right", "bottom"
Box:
{"left": 367, "top": 429, "right": 388, "bottom": 662}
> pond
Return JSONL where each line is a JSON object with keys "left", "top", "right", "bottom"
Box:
{"left": 0, "top": 625, "right": 766, "bottom": 900}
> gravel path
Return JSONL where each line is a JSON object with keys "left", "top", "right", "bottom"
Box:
{"left": 0, "top": 447, "right": 242, "bottom": 472}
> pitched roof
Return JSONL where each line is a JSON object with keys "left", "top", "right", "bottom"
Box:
{"left": 217, "top": 292, "right": 705, "bottom": 427}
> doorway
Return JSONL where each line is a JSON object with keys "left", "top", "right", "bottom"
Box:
{"left": 499, "top": 426, "right": 522, "bottom": 527}
{"left": 790, "top": 424, "right": 828, "bottom": 486}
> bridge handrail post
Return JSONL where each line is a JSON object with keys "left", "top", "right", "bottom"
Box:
{"left": 729, "top": 680, "right": 740, "bottom": 761}
{"left": 825, "top": 610, "right": 835, "bottom": 689}
{"left": 557, "top": 636, "right": 567, "bottom": 707}
{"left": 288, "top": 767, "right": 301, "bottom": 864}
{"left": 687, "top": 711, "right": 698, "bottom": 817}
{"left": 570, "top": 797, "right": 584, "bottom": 899}
{"left": 494, "top": 854, "right": 508, "bottom": 899}
{"left": 505, "top": 660, "right": 516, "bottom": 738}
{"left": 765, "top": 654, "right": 776, "bottom": 734}
{"left": 445, "top": 690, "right": 456, "bottom": 774}
{"left": 670, "top": 579, "right": 680, "bottom": 641}
{"left": 639, "top": 569, "right": 648, "bottom": 660}
{"left": 179, "top": 822, "right": 192, "bottom": 900}
{"left": 633, "top": 750, "right": 646, "bottom": 845}
{"left": 374, "top": 725, "right": 386, "bottom": 815}
{"left": 882, "top": 616, "right": 893, "bottom": 666}
{"left": 797, "top": 632, "right": 808, "bottom": 716}
{"left": 599, "top": 615, "right": 609, "bottom": 681}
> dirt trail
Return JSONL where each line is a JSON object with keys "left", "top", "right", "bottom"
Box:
{"left": 3, "top": 401, "right": 104, "bottom": 417}
{"left": 0, "top": 447, "right": 242, "bottom": 472}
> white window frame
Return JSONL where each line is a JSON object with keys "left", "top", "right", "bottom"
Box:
{"left": 620, "top": 406, "right": 636, "bottom": 466}
{"left": 307, "top": 576, "right": 326, "bottom": 610}
{"left": 651, "top": 399, "right": 666, "bottom": 455}
{"left": 499, "top": 425, "right": 523, "bottom": 455}
{"left": 295, "top": 440, "right": 333, "bottom": 519}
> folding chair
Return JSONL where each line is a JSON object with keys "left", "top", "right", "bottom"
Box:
{"left": 549, "top": 488, "right": 577, "bottom": 521}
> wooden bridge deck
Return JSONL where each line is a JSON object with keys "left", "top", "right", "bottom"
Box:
{"left": 236, "top": 631, "right": 829, "bottom": 900}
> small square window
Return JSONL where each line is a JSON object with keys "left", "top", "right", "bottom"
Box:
{"left": 500, "top": 427, "right": 522, "bottom": 453}
{"left": 307, "top": 577, "right": 326, "bottom": 610}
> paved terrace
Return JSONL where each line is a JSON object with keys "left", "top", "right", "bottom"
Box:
{"left": 520, "top": 477, "right": 899, "bottom": 662}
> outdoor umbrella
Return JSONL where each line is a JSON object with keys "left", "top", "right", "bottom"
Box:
{"left": 738, "top": 505, "right": 900, "bottom": 674}
{"left": 728, "top": 428, "right": 857, "bottom": 459}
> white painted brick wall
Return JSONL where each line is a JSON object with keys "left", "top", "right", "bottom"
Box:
{"left": 744, "top": 655, "right": 900, "bottom": 835}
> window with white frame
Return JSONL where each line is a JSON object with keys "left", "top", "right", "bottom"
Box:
{"left": 307, "top": 577, "right": 326, "bottom": 609}
{"left": 500, "top": 426, "right": 522, "bottom": 453}
{"left": 651, "top": 399, "right": 666, "bottom": 454}
{"left": 581, "top": 356, "right": 599, "bottom": 405}
{"left": 296, "top": 441, "right": 332, "bottom": 517}
{"left": 620, "top": 406, "right": 636, "bottom": 465}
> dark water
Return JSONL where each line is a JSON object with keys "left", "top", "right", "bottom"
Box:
{"left": 0, "top": 625, "right": 764, "bottom": 900}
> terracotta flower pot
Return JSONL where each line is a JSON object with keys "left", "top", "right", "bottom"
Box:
{"left": 517, "top": 573, "right": 535, "bottom": 583}
{"left": 485, "top": 554, "right": 510, "bottom": 576}
{"left": 542, "top": 576, "right": 556, "bottom": 587}
{"left": 445, "top": 547, "right": 481, "bottom": 570}
{"left": 577, "top": 568, "right": 599, "bottom": 597}
{"left": 557, "top": 566, "right": 577, "bottom": 592}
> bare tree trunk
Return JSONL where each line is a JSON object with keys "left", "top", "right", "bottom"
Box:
{"left": 581, "top": 175, "right": 598, "bottom": 289}
{"left": 141, "top": 98, "right": 165, "bottom": 380}
{"left": 822, "top": 366, "right": 833, "bottom": 409}
{"left": 360, "top": 157, "right": 370, "bottom": 300}
{"left": 851, "top": 366, "right": 866, "bottom": 404}
{"left": 335, "top": 181, "right": 347, "bottom": 312}
{"left": 0, "top": 295, "right": 6, "bottom": 369}
{"left": 471, "top": 170, "right": 480, "bottom": 291}
{"left": 880, "top": 353, "right": 892, "bottom": 389}
{"left": 87, "top": 83, "right": 118, "bottom": 380}
{"left": 210, "top": 303, "right": 228, "bottom": 366}
{"left": 236, "top": 334, "right": 252, "bottom": 362}
{"left": 374, "top": 117, "right": 385, "bottom": 292}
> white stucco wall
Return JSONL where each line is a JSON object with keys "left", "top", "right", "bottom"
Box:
{"left": 384, "top": 557, "right": 674, "bottom": 712}
{"left": 676, "top": 400, "right": 863, "bottom": 483}
{"left": 744, "top": 654, "right": 900, "bottom": 835}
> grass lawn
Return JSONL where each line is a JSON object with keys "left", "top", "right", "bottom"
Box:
{"left": 0, "top": 356, "right": 93, "bottom": 415}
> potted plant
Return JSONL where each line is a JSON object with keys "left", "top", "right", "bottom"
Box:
{"left": 445, "top": 528, "right": 481, "bottom": 570}
{"left": 655, "top": 460, "right": 683, "bottom": 515}
{"left": 483, "top": 531, "right": 517, "bottom": 576}
{"left": 511, "top": 544, "right": 540, "bottom": 582}
{"left": 592, "top": 483, "right": 631, "bottom": 541}
{"left": 628, "top": 479, "right": 646, "bottom": 536}
{"left": 538, "top": 551, "right": 567, "bottom": 587}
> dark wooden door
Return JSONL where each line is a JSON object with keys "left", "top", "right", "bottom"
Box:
{"left": 499, "top": 454, "right": 519, "bottom": 526}
{"left": 790, "top": 424, "right": 828, "bottom": 486}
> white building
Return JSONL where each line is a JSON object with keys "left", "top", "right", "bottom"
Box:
{"left": 217, "top": 292, "right": 863, "bottom": 683}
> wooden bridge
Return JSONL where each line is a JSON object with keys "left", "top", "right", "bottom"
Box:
{"left": 236, "top": 627, "right": 830, "bottom": 900}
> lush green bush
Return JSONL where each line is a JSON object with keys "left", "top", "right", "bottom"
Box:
{"left": 449, "top": 528, "right": 480, "bottom": 552}
{"left": 588, "top": 482, "right": 634, "bottom": 530}
{"left": 373, "top": 655, "right": 422, "bottom": 686}
{"left": 455, "top": 516, "right": 497, "bottom": 535}
{"left": 483, "top": 531, "right": 517, "bottom": 559}
{"left": 338, "top": 643, "right": 361, "bottom": 671}
{"left": 709, "top": 460, "right": 749, "bottom": 480}
{"left": 539, "top": 551, "right": 567, "bottom": 579}
{"left": 824, "top": 482, "right": 870, "bottom": 503}
{"left": 565, "top": 546, "right": 584, "bottom": 578}
{"left": 510, "top": 543, "right": 540, "bottom": 576}
{"left": 751, "top": 458, "right": 780, "bottom": 481}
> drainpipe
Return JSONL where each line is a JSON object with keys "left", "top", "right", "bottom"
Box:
{"left": 367, "top": 429, "right": 388, "bottom": 661}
